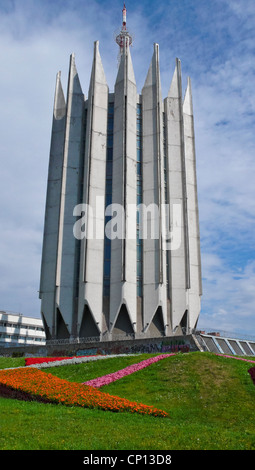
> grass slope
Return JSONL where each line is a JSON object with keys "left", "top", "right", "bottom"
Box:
{"left": 0, "top": 352, "right": 255, "bottom": 450}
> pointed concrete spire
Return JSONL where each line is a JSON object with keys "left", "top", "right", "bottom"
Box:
{"left": 53, "top": 71, "right": 66, "bottom": 120}
{"left": 183, "top": 77, "right": 193, "bottom": 116}
{"left": 168, "top": 58, "right": 182, "bottom": 99}
{"left": 143, "top": 43, "right": 162, "bottom": 99}
{"left": 115, "top": 49, "right": 125, "bottom": 84}
{"left": 143, "top": 44, "right": 157, "bottom": 88}
{"left": 115, "top": 39, "right": 136, "bottom": 86}
{"left": 127, "top": 45, "right": 136, "bottom": 85}
{"left": 89, "top": 41, "right": 108, "bottom": 96}
{"left": 68, "top": 52, "right": 83, "bottom": 96}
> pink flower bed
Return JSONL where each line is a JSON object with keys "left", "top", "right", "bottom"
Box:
{"left": 215, "top": 354, "right": 255, "bottom": 387}
{"left": 83, "top": 353, "right": 176, "bottom": 388}
{"left": 215, "top": 354, "right": 255, "bottom": 364}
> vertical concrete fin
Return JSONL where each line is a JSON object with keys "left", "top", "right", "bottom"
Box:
{"left": 143, "top": 43, "right": 162, "bottom": 99}
{"left": 141, "top": 43, "right": 168, "bottom": 331}
{"left": 115, "top": 40, "right": 136, "bottom": 87}
{"left": 176, "top": 58, "right": 190, "bottom": 294}
{"left": 78, "top": 40, "right": 108, "bottom": 332}
{"left": 143, "top": 43, "right": 156, "bottom": 88}
{"left": 183, "top": 76, "right": 193, "bottom": 116}
{"left": 115, "top": 41, "right": 126, "bottom": 85}
{"left": 183, "top": 76, "right": 202, "bottom": 328}
{"left": 54, "top": 71, "right": 66, "bottom": 119}
{"left": 69, "top": 52, "right": 83, "bottom": 95}
{"left": 116, "top": 53, "right": 123, "bottom": 85}
{"left": 89, "top": 40, "right": 108, "bottom": 95}
{"left": 39, "top": 70, "right": 67, "bottom": 337}
{"left": 127, "top": 45, "right": 136, "bottom": 85}
{"left": 143, "top": 58, "right": 153, "bottom": 88}
{"left": 57, "top": 52, "right": 85, "bottom": 338}
{"left": 110, "top": 39, "right": 137, "bottom": 330}
{"left": 164, "top": 57, "right": 191, "bottom": 332}
{"left": 168, "top": 63, "right": 179, "bottom": 99}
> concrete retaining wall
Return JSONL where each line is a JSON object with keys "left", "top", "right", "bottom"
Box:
{"left": 0, "top": 334, "right": 197, "bottom": 357}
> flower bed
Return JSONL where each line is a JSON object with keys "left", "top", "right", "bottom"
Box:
{"left": 215, "top": 354, "right": 255, "bottom": 364}
{"left": 83, "top": 353, "right": 176, "bottom": 387}
{"left": 24, "top": 353, "right": 135, "bottom": 368}
{"left": 0, "top": 367, "right": 168, "bottom": 418}
{"left": 215, "top": 353, "right": 255, "bottom": 387}
{"left": 25, "top": 356, "right": 94, "bottom": 366}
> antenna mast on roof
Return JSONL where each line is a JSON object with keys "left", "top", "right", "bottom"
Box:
{"left": 115, "top": 3, "right": 133, "bottom": 56}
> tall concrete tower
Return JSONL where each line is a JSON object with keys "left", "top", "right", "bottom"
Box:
{"left": 39, "top": 5, "right": 202, "bottom": 342}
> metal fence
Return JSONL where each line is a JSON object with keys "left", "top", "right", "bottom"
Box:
{"left": 45, "top": 327, "right": 255, "bottom": 347}
{"left": 46, "top": 330, "right": 172, "bottom": 346}
{"left": 194, "top": 328, "right": 255, "bottom": 342}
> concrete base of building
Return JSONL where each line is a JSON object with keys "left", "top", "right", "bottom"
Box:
{"left": 0, "top": 334, "right": 199, "bottom": 357}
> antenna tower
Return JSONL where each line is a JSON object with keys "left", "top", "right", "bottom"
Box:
{"left": 115, "top": 3, "right": 133, "bottom": 57}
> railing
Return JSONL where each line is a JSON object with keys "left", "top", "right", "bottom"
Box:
{"left": 45, "top": 328, "right": 255, "bottom": 347}
{"left": 194, "top": 328, "right": 255, "bottom": 342}
{"left": 46, "top": 331, "right": 168, "bottom": 346}
{"left": 46, "top": 328, "right": 195, "bottom": 346}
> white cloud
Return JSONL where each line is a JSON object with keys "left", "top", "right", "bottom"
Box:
{"left": 198, "top": 253, "right": 255, "bottom": 331}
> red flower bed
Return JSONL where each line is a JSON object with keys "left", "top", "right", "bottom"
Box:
{"left": 0, "top": 368, "right": 169, "bottom": 418}
{"left": 25, "top": 356, "right": 94, "bottom": 366}
{"left": 25, "top": 357, "right": 70, "bottom": 366}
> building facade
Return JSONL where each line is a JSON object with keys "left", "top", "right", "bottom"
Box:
{"left": 0, "top": 311, "right": 46, "bottom": 347}
{"left": 39, "top": 12, "right": 202, "bottom": 342}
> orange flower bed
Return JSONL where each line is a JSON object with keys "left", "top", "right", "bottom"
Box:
{"left": 0, "top": 367, "right": 168, "bottom": 418}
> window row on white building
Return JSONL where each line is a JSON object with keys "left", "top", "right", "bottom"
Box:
{"left": 0, "top": 311, "right": 46, "bottom": 347}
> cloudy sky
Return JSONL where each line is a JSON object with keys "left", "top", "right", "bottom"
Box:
{"left": 0, "top": 0, "right": 254, "bottom": 336}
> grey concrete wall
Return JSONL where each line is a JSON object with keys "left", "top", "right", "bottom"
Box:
{"left": 0, "top": 334, "right": 197, "bottom": 357}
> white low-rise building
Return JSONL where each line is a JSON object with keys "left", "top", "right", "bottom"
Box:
{"left": 0, "top": 311, "right": 46, "bottom": 347}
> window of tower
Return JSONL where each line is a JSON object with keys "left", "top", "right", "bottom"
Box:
{"left": 103, "top": 102, "right": 114, "bottom": 296}
{"left": 136, "top": 103, "right": 143, "bottom": 297}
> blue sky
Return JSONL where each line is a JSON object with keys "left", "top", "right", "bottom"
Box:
{"left": 0, "top": 0, "right": 254, "bottom": 336}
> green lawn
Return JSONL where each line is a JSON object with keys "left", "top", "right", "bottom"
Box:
{"left": 0, "top": 352, "right": 255, "bottom": 450}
